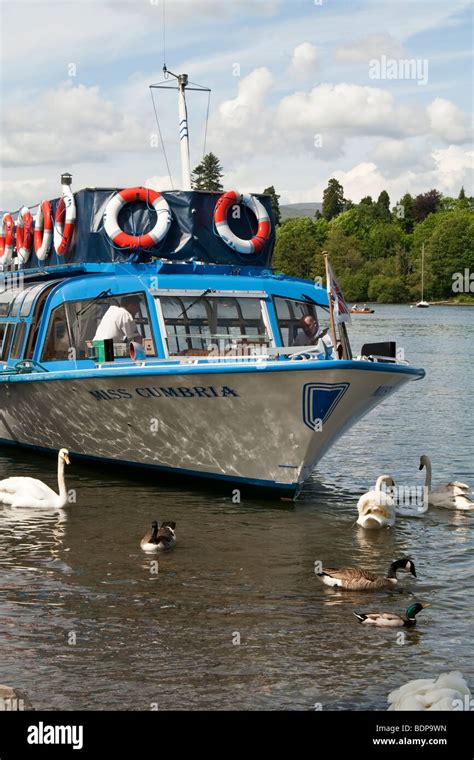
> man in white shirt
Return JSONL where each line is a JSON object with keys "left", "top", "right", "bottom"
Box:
{"left": 93, "top": 296, "right": 142, "bottom": 344}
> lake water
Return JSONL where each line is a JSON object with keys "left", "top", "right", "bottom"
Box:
{"left": 0, "top": 305, "right": 472, "bottom": 710}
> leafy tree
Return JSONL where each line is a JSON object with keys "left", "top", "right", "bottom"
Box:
{"left": 322, "top": 178, "right": 345, "bottom": 221}
{"left": 394, "top": 192, "right": 415, "bottom": 234}
{"left": 191, "top": 152, "right": 224, "bottom": 191}
{"left": 263, "top": 185, "right": 281, "bottom": 226}
{"left": 367, "top": 222, "right": 408, "bottom": 260}
{"left": 273, "top": 218, "right": 325, "bottom": 280}
{"left": 459, "top": 186, "right": 466, "bottom": 200}
{"left": 412, "top": 189, "right": 442, "bottom": 222}
{"left": 368, "top": 274, "right": 408, "bottom": 303}
{"left": 375, "top": 190, "right": 391, "bottom": 222}
{"left": 360, "top": 196, "right": 373, "bottom": 206}
{"left": 329, "top": 204, "right": 378, "bottom": 240}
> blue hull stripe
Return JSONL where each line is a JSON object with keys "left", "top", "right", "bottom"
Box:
{"left": 0, "top": 360, "right": 425, "bottom": 384}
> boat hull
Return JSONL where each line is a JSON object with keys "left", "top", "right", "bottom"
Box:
{"left": 0, "top": 361, "right": 423, "bottom": 496}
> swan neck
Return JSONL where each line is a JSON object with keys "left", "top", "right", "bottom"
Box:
{"left": 423, "top": 460, "right": 432, "bottom": 490}
{"left": 58, "top": 457, "right": 67, "bottom": 499}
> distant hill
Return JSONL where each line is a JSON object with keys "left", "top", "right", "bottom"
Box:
{"left": 280, "top": 202, "right": 322, "bottom": 220}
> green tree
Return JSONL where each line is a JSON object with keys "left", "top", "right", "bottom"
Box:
{"left": 273, "top": 218, "right": 325, "bottom": 280}
{"left": 360, "top": 196, "right": 373, "bottom": 206}
{"left": 375, "top": 190, "right": 391, "bottom": 222}
{"left": 322, "top": 178, "right": 345, "bottom": 221}
{"left": 191, "top": 152, "right": 224, "bottom": 191}
{"left": 394, "top": 192, "right": 415, "bottom": 234}
{"left": 263, "top": 185, "right": 281, "bottom": 226}
{"left": 368, "top": 274, "right": 408, "bottom": 303}
{"left": 367, "top": 222, "right": 408, "bottom": 260}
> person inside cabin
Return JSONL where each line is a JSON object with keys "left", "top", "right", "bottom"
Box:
{"left": 93, "top": 295, "right": 143, "bottom": 345}
{"left": 293, "top": 315, "right": 324, "bottom": 346}
{"left": 293, "top": 314, "right": 334, "bottom": 358}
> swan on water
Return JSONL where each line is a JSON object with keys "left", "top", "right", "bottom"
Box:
{"left": 419, "top": 455, "right": 473, "bottom": 510}
{"left": 0, "top": 448, "right": 71, "bottom": 509}
{"left": 356, "top": 475, "right": 397, "bottom": 528}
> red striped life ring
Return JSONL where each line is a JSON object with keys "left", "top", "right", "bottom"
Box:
{"left": 15, "top": 207, "right": 34, "bottom": 264}
{"left": 214, "top": 191, "right": 271, "bottom": 255}
{"left": 54, "top": 188, "right": 76, "bottom": 256}
{"left": 34, "top": 200, "right": 53, "bottom": 260}
{"left": 0, "top": 213, "right": 14, "bottom": 264}
{"left": 103, "top": 187, "right": 172, "bottom": 249}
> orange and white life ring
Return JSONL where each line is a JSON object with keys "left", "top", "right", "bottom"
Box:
{"left": 0, "top": 213, "right": 14, "bottom": 265}
{"left": 15, "top": 207, "right": 34, "bottom": 264}
{"left": 34, "top": 200, "right": 53, "bottom": 260}
{"left": 104, "top": 187, "right": 172, "bottom": 249}
{"left": 54, "top": 186, "right": 76, "bottom": 256}
{"left": 214, "top": 191, "right": 271, "bottom": 255}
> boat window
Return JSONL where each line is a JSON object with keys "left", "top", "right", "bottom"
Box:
{"left": 158, "top": 295, "right": 270, "bottom": 356}
{"left": 0, "top": 288, "right": 25, "bottom": 317}
{"left": 10, "top": 322, "right": 27, "bottom": 360}
{"left": 0, "top": 323, "right": 13, "bottom": 361}
{"left": 274, "top": 296, "right": 328, "bottom": 346}
{"left": 40, "top": 292, "right": 156, "bottom": 361}
{"left": 20, "top": 283, "right": 52, "bottom": 317}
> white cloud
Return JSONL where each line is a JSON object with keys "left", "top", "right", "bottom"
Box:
{"left": 335, "top": 34, "right": 405, "bottom": 63}
{"left": 432, "top": 145, "right": 473, "bottom": 194}
{"left": 289, "top": 43, "right": 320, "bottom": 77}
{"left": 427, "top": 98, "right": 469, "bottom": 142}
{"left": 144, "top": 175, "right": 176, "bottom": 192}
{"left": 370, "top": 138, "right": 435, "bottom": 173}
{"left": 2, "top": 82, "right": 148, "bottom": 168}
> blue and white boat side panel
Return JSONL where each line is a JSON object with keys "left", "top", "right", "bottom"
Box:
{"left": 0, "top": 360, "right": 423, "bottom": 491}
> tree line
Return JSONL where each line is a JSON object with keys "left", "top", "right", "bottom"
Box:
{"left": 192, "top": 154, "right": 473, "bottom": 303}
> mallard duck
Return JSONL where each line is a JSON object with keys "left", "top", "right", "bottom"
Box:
{"left": 353, "top": 602, "right": 430, "bottom": 627}
{"left": 316, "top": 558, "right": 416, "bottom": 591}
{"left": 388, "top": 671, "right": 471, "bottom": 710}
{"left": 420, "top": 455, "right": 473, "bottom": 510}
{"left": 140, "top": 521, "right": 176, "bottom": 552}
{"left": 356, "top": 475, "right": 397, "bottom": 529}
{"left": 0, "top": 448, "right": 71, "bottom": 509}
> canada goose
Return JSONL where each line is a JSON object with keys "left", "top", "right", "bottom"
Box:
{"left": 0, "top": 448, "right": 71, "bottom": 509}
{"left": 353, "top": 602, "right": 430, "bottom": 627}
{"left": 140, "top": 521, "right": 176, "bottom": 552}
{"left": 419, "top": 455, "right": 473, "bottom": 510}
{"left": 356, "top": 475, "right": 397, "bottom": 529}
{"left": 316, "top": 558, "right": 416, "bottom": 591}
{"left": 388, "top": 671, "right": 471, "bottom": 710}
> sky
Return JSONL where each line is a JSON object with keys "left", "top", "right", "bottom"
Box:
{"left": 0, "top": 0, "right": 472, "bottom": 210}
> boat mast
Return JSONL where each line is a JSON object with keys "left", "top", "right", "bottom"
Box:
{"left": 421, "top": 242, "right": 424, "bottom": 302}
{"left": 150, "top": 67, "right": 211, "bottom": 191}
{"left": 177, "top": 73, "right": 192, "bottom": 190}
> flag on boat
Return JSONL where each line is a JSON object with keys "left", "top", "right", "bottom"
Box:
{"left": 326, "top": 258, "right": 351, "bottom": 324}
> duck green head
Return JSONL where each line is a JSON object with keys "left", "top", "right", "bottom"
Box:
{"left": 406, "top": 602, "right": 430, "bottom": 620}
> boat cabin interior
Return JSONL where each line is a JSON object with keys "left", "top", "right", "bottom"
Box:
{"left": 0, "top": 265, "right": 349, "bottom": 371}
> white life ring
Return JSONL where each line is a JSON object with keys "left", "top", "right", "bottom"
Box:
{"left": 214, "top": 191, "right": 271, "bottom": 255}
{"left": 15, "top": 207, "right": 34, "bottom": 264}
{"left": 34, "top": 200, "right": 53, "bottom": 260}
{"left": 0, "top": 213, "right": 14, "bottom": 265}
{"left": 103, "top": 186, "right": 172, "bottom": 249}
{"left": 54, "top": 185, "right": 76, "bottom": 256}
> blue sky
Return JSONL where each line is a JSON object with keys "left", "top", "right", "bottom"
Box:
{"left": 1, "top": 0, "right": 472, "bottom": 209}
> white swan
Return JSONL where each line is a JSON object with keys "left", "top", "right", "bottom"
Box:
{"left": 388, "top": 671, "right": 471, "bottom": 711}
{"left": 0, "top": 448, "right": 71, "bottom": 508}
{"left": 420, "top": 455, "right": 473, "bottom": 510}
{"left": 356, "top": 475, "right": 397, "bottom": 529}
